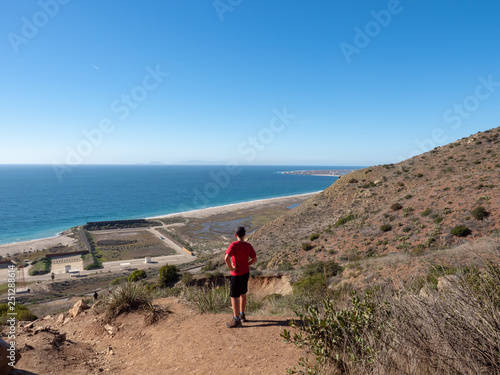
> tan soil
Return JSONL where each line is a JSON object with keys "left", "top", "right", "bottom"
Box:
{"left": 11, "top": 297, "right": 303, "bottom": 375}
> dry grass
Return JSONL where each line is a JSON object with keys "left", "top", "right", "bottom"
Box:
{"left": 284, "top": 240, "right": 500, "bottom": 375}
{"left": 96, "top": 281, "right": 153, "bottom": 322}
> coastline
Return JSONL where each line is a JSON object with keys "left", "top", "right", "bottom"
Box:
{"left": 0, "top": 191, "right": 318, "bottom": 255}
{"left": 147, "top": 191, "right": 318, "bottom": 219}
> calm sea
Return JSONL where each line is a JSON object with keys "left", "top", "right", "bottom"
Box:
{"left": 0, "top": 165, "right": 357, "bottom": 244}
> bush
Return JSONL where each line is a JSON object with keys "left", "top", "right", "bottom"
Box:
{"left": 390, "top": 203, "right": 403, "bottom": 211}
{"left": 309, "top": 233, "right": 320, "bottom": 241}
{"left": 421, "top": 208, "right": 432, "bottom": 217}
{"left": 292, "top": 274, "right": 327, "bottom": 298}
{"left": 349, "top": 178, "right": 358, "bottom": 183}
{"left": 380, "top": 224, "right": 392, "bottom": 232}
{"left": 471, "top": 206, "right": 490, "bottom": 220}
{"left": 450, "top": 225, "right": 471, "bottom": 237}
{"left": 303, "top": 260, "right": 343, "bottom": 278}
{"left": 110, "top": 276, "right": 128, "bottom": 286}
{"left": 433, "top": 215, "right": 444, "bottom": 224}
{"left": 28, "top": 256, "right": 51, "bottom": 276}
{"left": 0, "top": 304, "right": 37, "bottom": 324}
{"left": 283, "top": 252, "right": 500, "bottom": 374}
{"left": 97, "top": 282, "right": 153, "bottom": 321}
{"left": 301, "top": 242, "right": 313, "bottom": 251}
{"left": 335, "top": 213, "right": 356, "bottom": 227}
{"left": 181, "top": 282, "right": 230, "bottom": 313}
{"left": 181, "top": 273, "right": 194, "bottom": 286}
{"left": 158, "top": 264, "right": 180, "bottom": 287}
{"left": 128, "top": 269, "right": 147, "bottom": 282}
{"left": 282, "top": 290, "right": 379, "bottom": 374}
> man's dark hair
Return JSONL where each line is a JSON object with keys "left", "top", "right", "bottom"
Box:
{"left": 235, "top": 226, "right": 246, "bottom": 237}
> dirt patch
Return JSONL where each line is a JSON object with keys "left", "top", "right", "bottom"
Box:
{"left": 12, "top": 297, "right": 304, "bottom": 374}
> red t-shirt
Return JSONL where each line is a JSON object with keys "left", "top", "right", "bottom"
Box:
{"left": 225, "top": 241, "right": 257, "bottom": 276}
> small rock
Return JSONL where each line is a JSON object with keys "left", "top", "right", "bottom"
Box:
{"left": 104, "top": 324, "right": 114, "bottom": 335}
{"left": 69, "top": 299, "right": 89, "bottom": 318}
{"left": 56, "top": 314, "right": 65, "bottom": 324}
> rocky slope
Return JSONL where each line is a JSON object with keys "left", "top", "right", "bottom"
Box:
{"left": 251, "top": 127, "right": 500, "bottom": 272}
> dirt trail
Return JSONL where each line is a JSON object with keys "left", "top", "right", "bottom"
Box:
{"left": 12, "top": 297, "right": 303, "bottom": 375}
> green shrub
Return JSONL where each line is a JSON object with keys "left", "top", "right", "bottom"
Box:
{"left": 110, "top": 276, "right": 128, "bottom": 286}
{"left": 471, "top": 206, "right": 490, "bottom": 220}
{"left": 0, "top": 304, "right": 37, "bottom": 324}
{"left": 390, "top": 203, "right": 403, "bottom": 211}
{"left": 181, "top": 273, "right": 194, "bottom": 286}
{"left": 292, "top": 274, "right": 327, "bottom": 297}
{"left": 301, "top": 242, "right": 313, "bottom": 251}
{"left": 128, "top": 269, "right": 147, "bottom": 282}
{"left": 335, "top": 213, "right": 356, "bottom": 227}
{"left": 404, "top": 194, "right": 413, "bottom": 199}
{"left": 433, "top": 215, "right": 444, "bottom": 224}
{"left": 380, "top": 224, "right": 392, "bottom": 232}
{"left": 28, "top": 256, "right": 51, "bottom": 276}
{"left": 158, "top": 264, "right": 180, "bottom": 287}
{"left": 361, "top": 181, "right": 376, "bottom": 188}
{"left": 349, "top": 178, "right": 358, "bottom": 183}
{"left": 309, "top": 233, "right": 320, "bottom": 241}
{"left": 282, "top": 291, "right": 379, "bottom": 373}
{"left": 421, "top": 208, "right": 432, "bottom": 217}
{"left": 402, "top": 207, "right": 414, "bottom": 217}
{"left": 450, "top": 225, "right": 471, "bottom": 237}
{"left": 303, "top": 260, "right": 343, "bottom": 278}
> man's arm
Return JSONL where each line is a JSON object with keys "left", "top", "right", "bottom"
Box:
{"left": 248, "top": 255, "right": 257, "bottom": 266}
{"left": 225, "top": 253, "right": 235, "bottom": 272}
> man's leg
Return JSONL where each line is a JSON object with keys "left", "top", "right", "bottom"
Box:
{"left": 240, "top": 294, "right": 246, "bottom": 314}
{"left": 231, "top": 296, "right": 240, "bottom": 317}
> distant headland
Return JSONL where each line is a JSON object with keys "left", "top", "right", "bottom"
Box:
{"left": 280, "top": 169, "right": 356, "bottom": 177}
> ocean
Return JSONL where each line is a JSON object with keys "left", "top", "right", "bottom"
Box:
{"left": 0, "top": 165, "right": 356, "bottom": 244}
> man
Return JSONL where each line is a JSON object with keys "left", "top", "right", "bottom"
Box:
{"left": 225, "top": 226, "right": 257, "bottom": 328}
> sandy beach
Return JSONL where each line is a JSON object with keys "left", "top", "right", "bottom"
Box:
{"left": 0, "top": 234, "right": 76, "bottom": 258}
{"left": 147, "top": 192, "right": 318, "bottom": 220}
{"left": 0, "top": 192, "right": 317, "bottom": 257}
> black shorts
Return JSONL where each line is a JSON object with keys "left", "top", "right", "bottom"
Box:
{"left": 230, "top": 272, "right": 250, "bottom": 298}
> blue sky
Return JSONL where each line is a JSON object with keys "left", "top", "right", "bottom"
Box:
{"left": 1, "top": 0, "right": 499, "bottom": 166}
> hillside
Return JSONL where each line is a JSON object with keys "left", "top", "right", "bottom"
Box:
{"left": 251, "top": 127, "right": 500, "bottom": 274}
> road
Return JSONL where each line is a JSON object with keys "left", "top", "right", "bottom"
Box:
{"left": 0, "top": 251, "right": 196, "bottom": 284}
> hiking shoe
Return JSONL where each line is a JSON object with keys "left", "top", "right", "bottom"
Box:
{"left": 240, "top": 313, "right": 247, "bottom": 322}
{"left": 225, "top": 318, "right": 242, "bottom": 328}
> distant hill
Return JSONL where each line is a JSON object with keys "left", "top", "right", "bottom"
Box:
{"left": 251, "top": 127, "right": 499, "bottom": 271}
